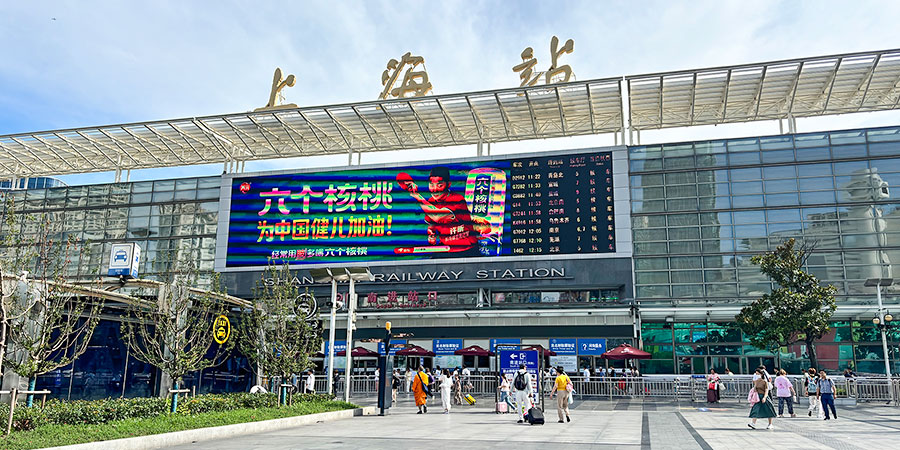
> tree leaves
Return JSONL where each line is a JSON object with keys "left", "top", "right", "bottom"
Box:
{"left": 736, "top": 239, "right": 837, "bottom": 366}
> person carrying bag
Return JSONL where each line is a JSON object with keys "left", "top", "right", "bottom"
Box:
{"left": 549, "top": 366, "right": 573, "bottom": 423}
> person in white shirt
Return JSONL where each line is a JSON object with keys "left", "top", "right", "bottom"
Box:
{"left": 461, "top": 366, "right": 471, "bottom": 392}
{"left": 582, "top": 367, "right": 591, "bottom": 381}
{"left": 305, "top": 370, "right": 315, "bottom": 393}
{"left": 439, "top": 369, "right": 453, "bottom": 413}
{"left": 512, "top": 364, "right": 534, "bottom": 423}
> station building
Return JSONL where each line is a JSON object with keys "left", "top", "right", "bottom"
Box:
{"left": 2, "top": 49, "right": 900, "bottom": 400}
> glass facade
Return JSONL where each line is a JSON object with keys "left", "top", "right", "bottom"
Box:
{"left": 640, "top": 321, "right": 900, "bottom": 376}
{"left": 0, "top": 177, "right": 220, "bottom": 285}
{"left": 630, "top": 126, "right": 900, "bottom": 304}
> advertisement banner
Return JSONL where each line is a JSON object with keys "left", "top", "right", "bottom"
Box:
{"left": 549, "top": 338, "right": 577, "bottom": 355}
{"left": 224, "top": 151, "right": 615, "bottom": 268}
{"left": 577, "top": 338, "right": 607, "bottom": 356}
{"left": 433, "top": 339, "right": 463, "bottom": 355}
{"left": 490, "top": 338, "right": 521, "bottom": 352}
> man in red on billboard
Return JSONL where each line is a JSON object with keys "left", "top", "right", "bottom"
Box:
{"left": 398, "top": 167, "right": 487, "bottom": 255}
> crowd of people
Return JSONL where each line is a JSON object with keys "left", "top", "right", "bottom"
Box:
{"left": 738, "top": 366, "right": 840, "bottom": 430}
{"left": 311, "top": 362, "right": 856, "bottom": 430}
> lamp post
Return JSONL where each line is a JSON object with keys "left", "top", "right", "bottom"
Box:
{"left": 864, "top": 278, "right": 894, "bottom": 394}
{"left": 310, "top": 266, "right": 373, "bottom": 400}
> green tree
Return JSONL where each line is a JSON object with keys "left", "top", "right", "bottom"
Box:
{"left": 237, "top": 262, "right": 322, "bottom": 404}
{"left": 735, "top": 238, "right": 837, "bottom": 369}
{"left": 0, "top": 198, "right": 104, "bottom": 406}
{"left": 120, "top": 258, "right": 233, "bottom": 412}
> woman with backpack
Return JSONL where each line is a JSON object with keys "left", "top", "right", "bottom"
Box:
{"left": 748, "top": 367, "right": 777, "bottom": 429}
{"left": 804, "top": 368, "right": 822, "bottom": 418}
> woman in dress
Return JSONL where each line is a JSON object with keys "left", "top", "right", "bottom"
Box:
{"left": 440, "top": 369, "right": 453, "bottom": 414}
{"left": 706, "top": 369, "right": 720, "bottom": 403}
{"left": 749, "top": 367, "right": 778, "bottom": 429}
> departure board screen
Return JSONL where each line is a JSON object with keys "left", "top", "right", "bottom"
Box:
{"left": 224, "top": 150, "right": 615, "bottom": 268}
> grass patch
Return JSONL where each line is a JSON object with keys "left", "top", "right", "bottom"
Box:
{"left": 2, "top": 400, "right": 357, "bottom": 450}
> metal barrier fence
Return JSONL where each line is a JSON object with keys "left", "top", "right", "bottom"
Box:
{"left": 309, "top": 374, "right": 900, "bottom": 406}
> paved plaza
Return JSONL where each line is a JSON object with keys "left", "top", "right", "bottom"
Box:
{"left": 167, "top": 398, "right": 900, "bottom": 449}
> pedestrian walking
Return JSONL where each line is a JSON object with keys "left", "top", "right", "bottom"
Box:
{"left": 752, "top": 365, "right": 772, "bottom": 388}
{"left": 405, "top": 369, "right": 412, "bottom": 393}
{"left": 392, "top": 369, "right": 401, "bottom": 403}
{"left": 706, "top": 369, "right": 720, "bottom": 403}
{"left": 817, "top": 370, "right": 838, "bottom": 420}
{"left": 453, "top": 371, "right": 463, "bottom": 405}
{"left": 498, "top": 374, "right": 514, "bottom": 411}
{"left": 411, "top": 366, "right": 431, "bottom": 414}
{"left": 748, "top": 367, "right": 777, "bottom": 430}
{"left": 549, "top": 366, "right": 572, "bottom": 423}
{"left": 440, "top": 369, "right": 453, "bottom": 413}
{"left": 305, "top": 370, "right": 315, "bottom": 394}
{"left": 774, "top": 369, "right": 796, "bottom": 418}
{"left": 804, "top": 368, "right": 822, "bottom": 418}
{"left": 512, "top": 363, "right": 534, "bottom": 424}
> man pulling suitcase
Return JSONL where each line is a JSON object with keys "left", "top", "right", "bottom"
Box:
{"left": 512, "top": 363, "right": 534, "bottom": 424}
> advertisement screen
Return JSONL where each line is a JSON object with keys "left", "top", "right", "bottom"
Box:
{"left": 225, "top": 151, "right": 614, "bottom": 268}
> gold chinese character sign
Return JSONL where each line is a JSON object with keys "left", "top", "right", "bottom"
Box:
{"left": 380, "top": 52, "right": 433, "bottom": 100}
{"left": 254, "top": 68, "right": 298, "bottom": 111}
{"left": 513, "top": 36, "right": 574, "bottom": 87}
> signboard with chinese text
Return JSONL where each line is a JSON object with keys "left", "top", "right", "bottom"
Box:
{"left": 433, "top": 339, "right": 463, "bottom": 355}
{"left": 378, "top": 339, "right": 406, "bottom": 355}
{"left": 108, "top": 243, "right": 141, "bottom": 278}
{"left": 222, "top": 150, "right": 615, "bottom": 268}
{"left": 577, "top": 338, "right": 607, "bottom": 356}
{"left": 490, "top": 338, "right": 521, "bottom": 352}
{"left": 499, "top": 349, "right": 539, "bottom": 395}
{"left": 549, "top": 338, "right": 577, "bottom": 355}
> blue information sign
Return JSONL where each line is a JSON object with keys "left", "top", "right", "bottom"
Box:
{"left": 378, "top": 339, "right": 407, "bottom": 355}
{"left": 490, "top": 338, "right": 521, "bottom": 352}
{"left": 549, "top": 338, "right": 577, "bottom": 355}
{"left": 326, "top": 340, "right": 347, "bottom": 354}
{"left": 499, "top": 349, "right": 540, "bottom": 394}
{"left": 433, "top": 339, "right": 463, "bottom": 355}
{"left": 577, "top": 338, "right": 607, "bottom": 355}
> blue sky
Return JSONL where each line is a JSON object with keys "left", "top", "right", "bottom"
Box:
{"left": 2, "top": 1, "right": 900, "bottom": 185}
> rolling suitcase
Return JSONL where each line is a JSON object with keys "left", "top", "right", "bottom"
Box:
{"left": 526, "top": 407, "right": 544, "bottom": 425}
{"left": 464, "top": 394, "right": 476, "bottom": 405}
{"left": 496, "top": 401, "right": 508, "bottom": 413}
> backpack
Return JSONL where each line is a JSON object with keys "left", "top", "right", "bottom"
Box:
{"left": 514, "top": 372, "right": 528, "bottom": 390}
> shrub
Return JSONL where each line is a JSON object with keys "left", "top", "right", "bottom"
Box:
{"left": 0, "top": 391, "right": 339, "bottom": 431}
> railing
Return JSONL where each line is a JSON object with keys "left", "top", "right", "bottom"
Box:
{"left": 1, "top": 388, "right": 52, "bottom": 435}
{"left": 300, "top": 373, "right": 900, "bottom": 406}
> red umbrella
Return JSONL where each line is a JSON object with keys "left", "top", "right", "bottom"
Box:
{"left": 601, "top": 344, "right": 651, "bottom": 360}
{"left": 395, "top": 344, "right": 436, "bottom": 357}
{"left": 522, "top": 345, "right": 557, "bottom": 356}
{"left": 336, "top": 346, "right": 379, "bottom": 357}
{"left": 454, "top": 345, "right": 494, "bottom": 356}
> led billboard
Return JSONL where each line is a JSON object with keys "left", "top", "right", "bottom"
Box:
{"left": 224, "top": 150, "right": 614, "bottom": 267}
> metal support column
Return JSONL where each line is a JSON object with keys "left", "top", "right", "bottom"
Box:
{"left": 344, "top": 277, "right": 357, "bottom": 403}
{"left": 326, "top": 278, "right": 338, "bottom": 395}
